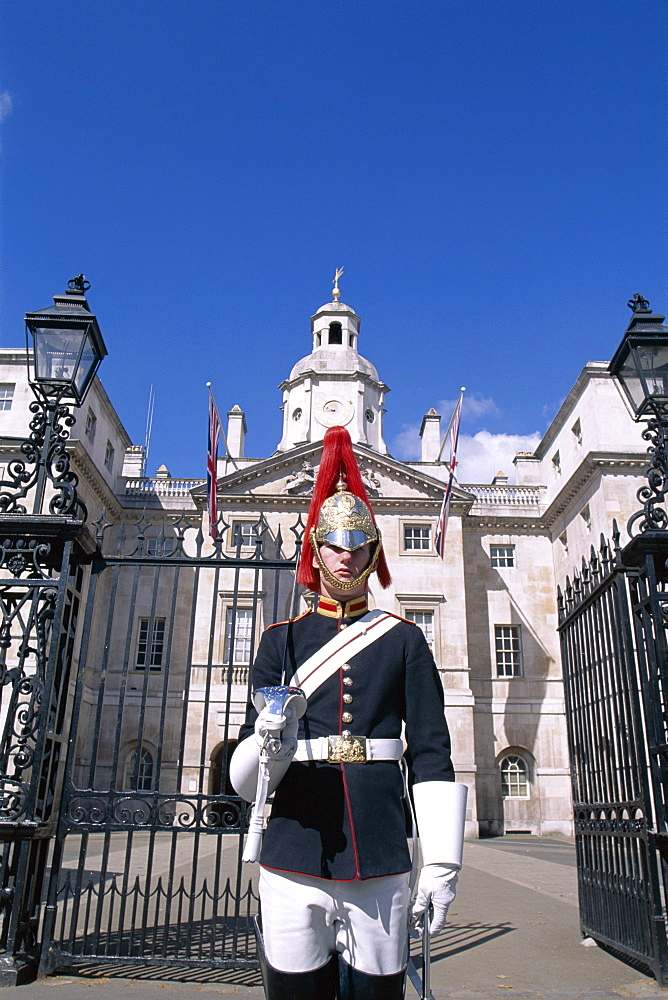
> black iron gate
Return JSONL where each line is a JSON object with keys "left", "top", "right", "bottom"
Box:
{"left": 558, "top": 525, "right": 668, "bottom": 983}
{"left": 39, "top": 510, "right": 304, "bottom": 976}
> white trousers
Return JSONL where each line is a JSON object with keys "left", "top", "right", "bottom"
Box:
{"left": 258, "top": 867, "right": 410, "bottom": 976}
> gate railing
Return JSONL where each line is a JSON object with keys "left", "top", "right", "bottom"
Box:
{"left": 0, "top": 516, "right": 88, "bottom": 984}
{"left": 37, "top": 509, "right": 305, "bottom": 978}
{"left": 558, "top": 524, "right": 668, "bottom": 984}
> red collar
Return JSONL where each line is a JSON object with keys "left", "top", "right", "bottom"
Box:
{"left": 316, "top": 594, "right": 369, "bottom": 619}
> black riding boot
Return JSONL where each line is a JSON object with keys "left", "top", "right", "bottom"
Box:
{"left": 337, "top": 957, "right": 406, "bottom": 999}
{"left": 254, "top": 915, "right": 339, "bottom": 1000}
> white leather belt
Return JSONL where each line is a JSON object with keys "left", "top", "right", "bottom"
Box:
{"left": 293, "top": 735, "right": 404, "bottom": 764}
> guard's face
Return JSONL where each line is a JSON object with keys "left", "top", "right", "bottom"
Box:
{"left": 314, "top": 542, "right": 372, "bottom": 598}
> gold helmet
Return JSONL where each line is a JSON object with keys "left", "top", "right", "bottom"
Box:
{"left": 297, "top": 426, "right": 391, "bottom": 592}
{"left": 313, "top": 484, "right": 378, "bottom": 552}
{"left": 309, "top": 483, "right": 382, "bottom": 591}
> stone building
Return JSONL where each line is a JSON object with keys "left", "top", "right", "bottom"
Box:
{"left": 0, "top": 288, "right": 650, "bottom": 839}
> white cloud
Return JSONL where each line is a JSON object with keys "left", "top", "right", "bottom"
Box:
{"left": 456, "top": 430, "right": 542, "bottom": 484}
{"left": 438, "top": 393, "right": 501, "bottom": 424}
{"left": 392, "top": 423, "right": 422, "bottom": 460}
{"left": 0, "top": 92, "right": 12, "bottom": 123}
{"left": 389, "top": 424, "right": 542, "bottom": 484}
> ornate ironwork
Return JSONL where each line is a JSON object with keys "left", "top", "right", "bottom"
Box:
{"left": 0, "top": 383, "right": 86, "bottom": 519}
{"left": 627, "top": 402, "right": 668, "bottom": 537}
{"left": 39, "top": 510, "right": 306, "bottom": 978}
{"left": 558, "top": 527, "right": 668, "bottom": 983}
{"left": 66, "top": 274, "right": 91, "bottom": 294}
{"left": 628, "top": 293, "right": 652, "bottom": 314}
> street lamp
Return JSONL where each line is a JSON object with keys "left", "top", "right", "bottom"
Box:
{"left": 0, "top": 276, "right": 107, "bottom": 519}
{"left": 609, "top": 294, "right": 668, "bottom": 537}
{"left": 25, "top": 275, "right": 107, "bottom": 404}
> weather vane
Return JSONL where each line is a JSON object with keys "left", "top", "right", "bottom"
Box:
{"left": 332, "top": 267, "right": 344, "bottom": 301}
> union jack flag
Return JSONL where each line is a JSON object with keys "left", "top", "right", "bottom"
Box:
{"left": 435, "top": 391, "right": 464, "bottom": 558}
{"left": 207, "top": 390, "right": 221, "bottom": 540}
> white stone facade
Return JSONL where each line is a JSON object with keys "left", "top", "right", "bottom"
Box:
{"left": 0, "top": 292, "right": 654, "bottom": 839}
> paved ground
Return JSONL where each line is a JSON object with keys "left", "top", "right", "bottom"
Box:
{"left": 3, "top": 836, "right": 668, "bottom": 1000}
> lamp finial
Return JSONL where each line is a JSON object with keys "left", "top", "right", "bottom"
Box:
{"left": 628, "top": 293, "right": 651, "bottom": 314}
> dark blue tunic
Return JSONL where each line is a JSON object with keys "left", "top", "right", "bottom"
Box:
{"left": 239, "top": 603, "right": 454, "bottom": 881}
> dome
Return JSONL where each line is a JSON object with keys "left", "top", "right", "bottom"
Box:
{"left": 289, "top": 347, "right": 379, "bottom": 382}
{"left": 313, "top": 300, "right": 357, "bottom": 316}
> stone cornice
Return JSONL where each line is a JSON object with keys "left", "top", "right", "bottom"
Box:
{"left": 189, "top": 440, "right": 474, "bottom": 510}
{"left": 540, "top": 452, "right": 647, "bottom": 529}
{"left": 278, "top": 370, "right": 390, "bottom": 393}
{"left": 463, "top": 452, "right": 649, "bottom": 534}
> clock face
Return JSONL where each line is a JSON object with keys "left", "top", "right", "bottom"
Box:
{"left": 316, "top": 396, "right": 354, "bottom": 427}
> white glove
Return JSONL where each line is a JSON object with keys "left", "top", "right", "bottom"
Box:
{"left": 412, "top": 864, "right": 458, "bottom": 935}
{"left": 254, "top": 703, "right": 300, "bottom": 761}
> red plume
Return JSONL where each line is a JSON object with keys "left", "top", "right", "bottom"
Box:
{"left": 297, "top": 426, "right": 392, "bottom": 590}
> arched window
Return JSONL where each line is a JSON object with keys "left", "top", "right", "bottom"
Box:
{"left": 209, "top": 740, "right": 238, "bottom": 797}
{"left": 328, "top": 322, "right": 342, "bottom": 345}
{"left": 124, "top": 746, "right": 154, "bottom": 792}
{"left": 500, "top": 754, "right": 529, "bottom": 798}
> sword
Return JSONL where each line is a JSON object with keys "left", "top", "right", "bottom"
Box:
{"left": 407, "top": 904, "right": 434, "bottom": 1000}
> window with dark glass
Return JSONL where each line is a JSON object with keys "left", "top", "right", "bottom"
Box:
{"left": 500, "top": 754, "right": 529, "bottom": 798}
{"left": 136, "top": 618, "right": 166, "bottom": 671}
{"left": 404, "top": 525, "right": 431, "bottom": 551}
{"left": 495, "top": 625, "right": 522, "bottom": 677}
{"left": 124, "top": 747, "right": 154, "bottom": 791}
{"left": 491, "top": 545, "right": 515, "bottom": 568}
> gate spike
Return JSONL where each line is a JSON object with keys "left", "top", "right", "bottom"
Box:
{"left": 194, "top": 520, "right": 204, "bottom": 556}
{"left": 274, "top": 525, "right": 284, "bottom": 559}
{"left": 116, "top": 519, "right": 127, "bottom": 556}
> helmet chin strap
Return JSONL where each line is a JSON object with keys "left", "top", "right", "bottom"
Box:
{"left": 310, "top": 528, "right": 383, "bottom": 592}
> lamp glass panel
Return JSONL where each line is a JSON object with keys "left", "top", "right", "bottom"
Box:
{"left": 617, "top": 354, "right": 647, "bottom": 414}
{"left": 32, "top": 326, "right": 87, "bottom": 386}
{"left": 74, "top": 333, "right": 98, "bottom": 397}
{"left": 635, "top": 342, "right": 668, "bottom": 398}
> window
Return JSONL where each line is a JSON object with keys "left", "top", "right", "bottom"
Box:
{"left": 231, "top": 521, "right": 255, "bottom": 548}
{"left": 580, "top": 504, "right": 592, "bottom": 534}
{"left": 404, "top": 525, "right": 431, "bottom": 551}
{"left": 328, "top": 322, "right": 343, "bottom": 345}
{"left": 572, "top": 418, "right": 582, "bottom": 445}
{"left": 495, "top": 625, "right": 522, "bottom": 677}
{"left": 85, "top": 409, "right": 97, "bottom": 442}
{"left": 0, "top": 384, "right": 14, "bottom": 411}
{"left": 559, "top": 531, "right": 568, "bottom": 553}
{"left": 552, "top": 451, "right": 561, "bottom": 476}
{"left": 146, "top": 538, "right": 174, "bottom": 556}
{"left": 491, "top": 545, "right": 515, "bottom": 568}
{"left": 136, "top": 617, "right": 166, "bottom": 671}
{"left": 224, "top": 608, "right": 254, "bottom": 664}
{"left": 124, "top": 747, "right": 154, "bottom": 791}
{"left": 500, "top": 755, "right": 529, "bottom": 798}
{"left": 104, "top": 440, "right": 115, "bottom": 472}
{"left": 406, "top": 610, "right": 434, "bottom": 651}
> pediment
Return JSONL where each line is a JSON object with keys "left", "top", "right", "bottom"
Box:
{"left": 191, "top": 442, "right": 472, "bottom": 505}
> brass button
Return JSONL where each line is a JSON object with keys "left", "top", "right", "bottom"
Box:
{"left": 342, "top": 662, "right": 352, "bottom": 670}
{"left": 343, "top": 676, "right": 354, "bottom": 687}
{"left": 339, "top": 623, "right": 348, "bottom": 629}
{"left": 342, "top": 712, "right": 353, "bottom": 724}
{"left": 343, "top": 693, "right": 353, "bottom": 704}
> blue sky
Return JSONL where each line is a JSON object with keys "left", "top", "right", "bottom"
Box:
{"left": 0, "top": 0, "right": 666, "bottom": 482}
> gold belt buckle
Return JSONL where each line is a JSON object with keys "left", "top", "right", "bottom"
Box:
{"left": 328, "top": 733, "right": 367, "bottom": 763}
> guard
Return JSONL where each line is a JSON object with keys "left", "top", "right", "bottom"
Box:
{"left": 230, "top": 425, "right": 467, "bottom": 999}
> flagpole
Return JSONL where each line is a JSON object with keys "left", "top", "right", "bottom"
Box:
{"left": 436, "top": 387, "right": 466, "bottom": 463}
{"left": 206, "top": 382, "right": 239, "bottom": 472}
